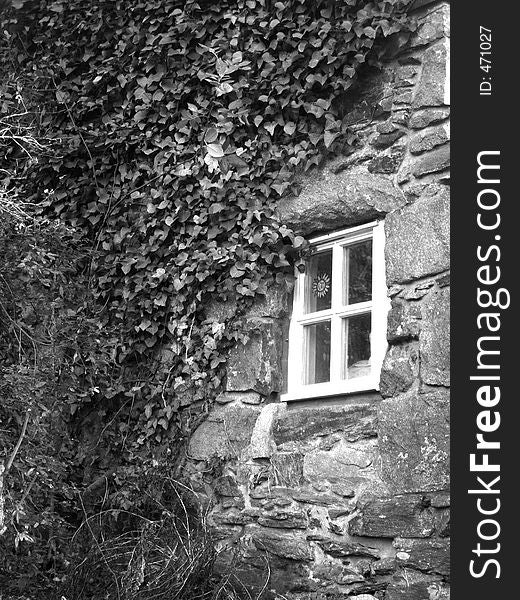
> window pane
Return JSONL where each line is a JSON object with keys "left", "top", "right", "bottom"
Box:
{"left": 342, "top": 313, "right": 371, "bottom": 379}
{"left": 303, "top": 321, "right": 331, "bottom": 384}
{"left": 304, "top": 249, "right": 332, "bottom": 313}
{"left": 344, "top": 240, "right": 372, "bottom": 305}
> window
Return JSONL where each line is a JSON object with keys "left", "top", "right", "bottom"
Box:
{"left": 281, "top": 221, "right": 389, "bottom": 401}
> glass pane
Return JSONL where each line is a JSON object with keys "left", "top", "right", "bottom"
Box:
{"left": 304, "top": 249, "right": 332, "bottom": 314}
{"left": 342, "top": 313, "right": 371, "bottom": 380}
{"left": 344, "top": 240, "right": 372, "bottom": 305}
{"left": 303, "top": 321, "right": 331, "bottom": 384}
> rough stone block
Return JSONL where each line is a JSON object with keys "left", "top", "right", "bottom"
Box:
{"left": 349, "top": 495, "right": 438, "bottom": 538}
{"left": 214, "top": 548, "right": 312, "bottom": 595}
{"left": 313, "top": 562, "right": 365, "bottom": 585}
{"left": 249, "top": 403, "right": 280, "bottom": 459}
{"left": 303, "top": 439, "right": 379, "bottom": 485}
{"left": 378, "top": 389, "right": 450, "bottom": 493}
{"left": 273, "top": 403, "right": 378, "bottom": 446}
{"left": 188, "top": 404, "right": 259, "bottom": 460}
{"left": 413, "top": 42, "right": 449, "bottom": 108}
{"left": 368, "top": 146, "right": 406, "bottom": 175}
{"left": 215, "top": 475, "right": 241, "bottom": 497}
{"left": 409, "top": 107, "right": 450, "bottom": 129}
{"left": 372, "top": 130, "right": 405, "bottom": 149}
{"left": 380, "top": 342, "right": 419, "bottom": 398}
{"left": 410, "top": 3, "right": 449, "bottom": 49}
{"left": 394, "top": 537, "right": 450, "bottom": 576}
{"left": 278, "top": 166, "right": 408, "bottom": 235}
{"left": 420, "top": 287, "right": 450, "bottom": 386}
{"left": 410, "top": 125, "right": 449, "bottom": 154}
{"left": 247, "top": 284, "right": 290, "bottom": 318}
{"left": 270, "top": 452, "right": 305, "bottom": 487}
{"left": 407, "top": 144, "right": 450, "bottom": 178}
{"left": 226, "top": 318, "right": 283, "bottom": 395}
{"left": 385, "top": 185, "right": 450, "bottom": 284}
{"left": 205, "top": 297, "right": 238, "bottom": 322}
{"left": 387, "top": 298, "right": 422, "bottom": 342}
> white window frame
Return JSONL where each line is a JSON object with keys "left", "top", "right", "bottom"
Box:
{"left": 281, "top": 220, "right": 389, "bottom": 402}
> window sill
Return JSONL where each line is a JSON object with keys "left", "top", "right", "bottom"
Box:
{"left": 280, "top": 377, "right": 379, "bottom": 402}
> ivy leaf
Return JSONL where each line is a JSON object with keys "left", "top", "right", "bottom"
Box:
{"left": 284, "top": 122, "right": 296, "bottom": 135}
{"left": 230, "top": 265, "right": 245, "bottom": 278}
{"left": 324, "top": 130, "right": 338, "bottom": 148}
{"left": 293, "top": 235, "right": 305, "bottom": 248}
{"left": 205, "top": 128, "right": 218, "bottom": 143}
{"left": 206, "top": 143, "right": 224, "bottom": 158}
{"left": 215, "top": 58, "right": 228, "bottom": 77}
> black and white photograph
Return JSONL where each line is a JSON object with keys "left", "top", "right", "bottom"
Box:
{"left": 1, "top": 1, "right": 508, "bottom": 598}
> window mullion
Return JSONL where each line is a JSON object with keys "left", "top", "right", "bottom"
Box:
{"left": 330, "top": 315, "right": 342, "bottom": 384}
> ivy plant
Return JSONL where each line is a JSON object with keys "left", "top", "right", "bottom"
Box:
{"left": 3, "top": 0, "right": 412, "bottom": 456}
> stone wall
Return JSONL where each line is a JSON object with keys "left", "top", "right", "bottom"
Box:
{"left": 184, "top": 2, "right": 450, "bottom": 598}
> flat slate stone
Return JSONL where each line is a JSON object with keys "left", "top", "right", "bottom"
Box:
{"left": 290, "top": 490, "right": 339, "bottom": 506}
{"left": 349, "top": 495, "right": 439, "bottom": 538}
{"left": 410, "top": 125, "right": 449, "bottom": 155}
{"left": 409, "top": 144, "right": 450, "bottom": 178}
{"left": 385, "top": 580, "right": 449, "bottom": 600}
{"left": 252, "top": 529, "right": 314, "bottom": 561}
{"left": 318, "top": 539, "right": 381, "bottom": 559}
{"left": 409, "top": 107, "right": 450, "bottom": 130}
{"left": 257, "top": 509, "right": 308, "bottom": 530}
{"left": 394, "top": 537, "right": 450, "bottom": 576}
{"left": 273, "top": 403, "right": 378, "bottom": 446}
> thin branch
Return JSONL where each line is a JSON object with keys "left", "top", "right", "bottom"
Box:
{"left": 4, "top": 409, "right": 31, "bottom": 475}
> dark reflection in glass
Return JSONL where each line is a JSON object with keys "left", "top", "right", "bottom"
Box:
{"left": 304, "top": 321, "right": 331, "bottom": 384}
{"left": 344, "top": 240, "right": 372, "bottom": 305}
{"left": 342, "top": 313, "right": 371, "bottom": 379}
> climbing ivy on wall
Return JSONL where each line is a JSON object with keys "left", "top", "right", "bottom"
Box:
{"left": 3, "top": 0, "right": 412, "bottom": 455}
